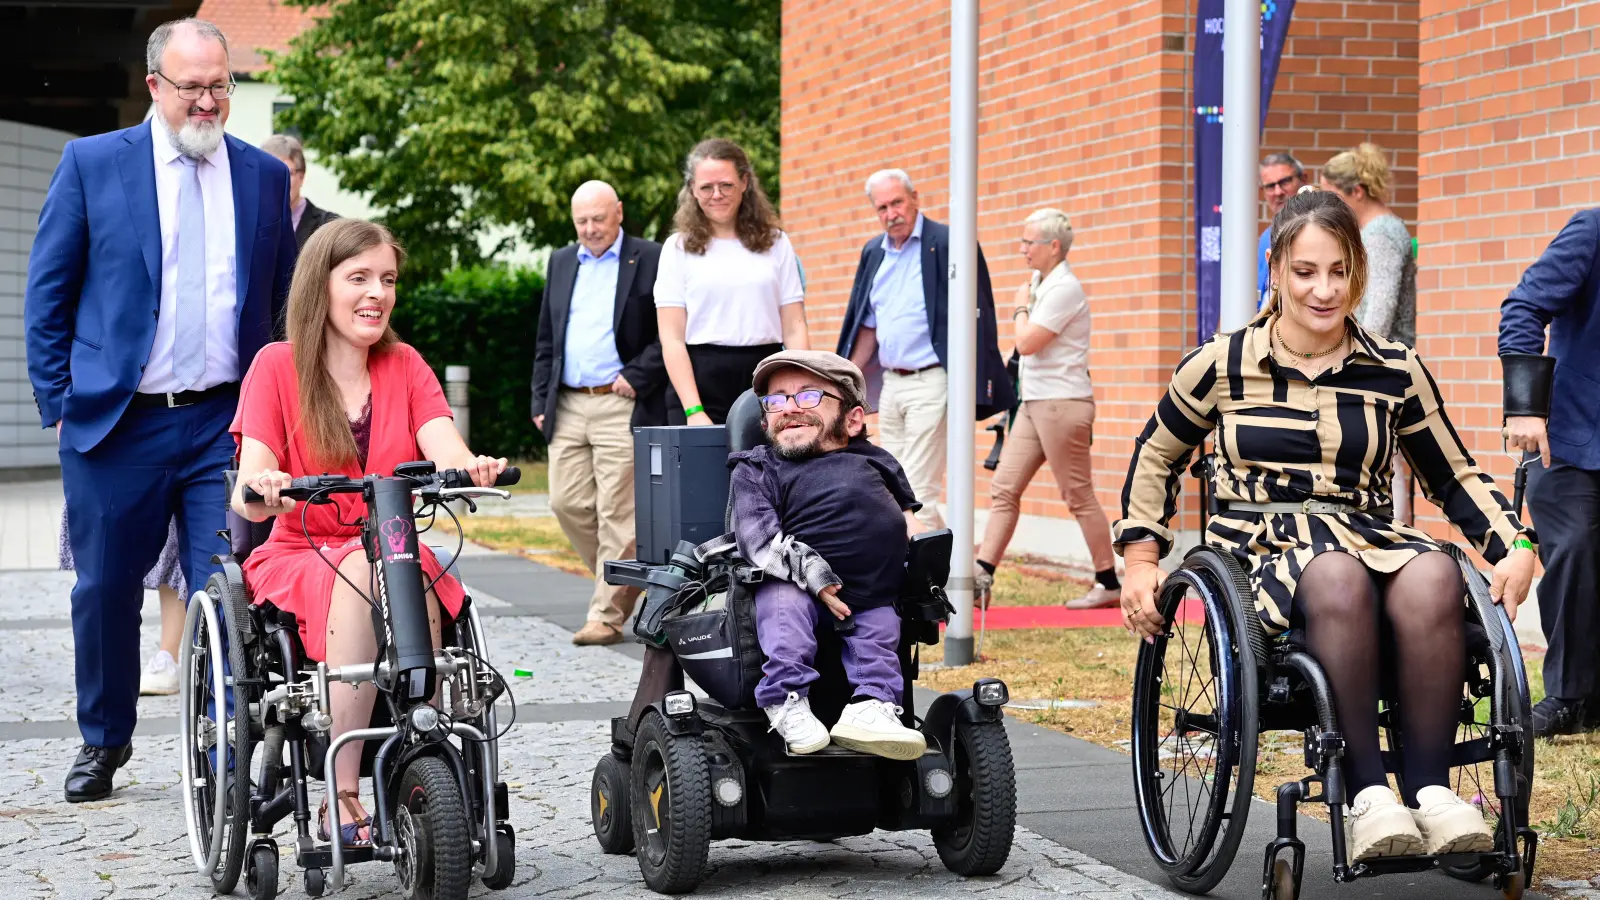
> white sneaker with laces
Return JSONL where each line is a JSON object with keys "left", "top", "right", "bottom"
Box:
{"left": 1345, "top": 784, "right": 1424, "bottom": 861}
{"left": 763, "top": 692, "right": 830, "bottom": 754}
{"left": 1411, "top": 785, "right": 1494, "bottom": 855}
{"left": 140, "top": 650, "right": 179, "bottom": 696}
{"left": 829, "top": 699, "right": 927, "bottom": 760}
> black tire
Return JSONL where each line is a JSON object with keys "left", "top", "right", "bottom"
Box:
{"left": 395, "top": 756, "right": 473, "bottom": 900}
{"left": 302, "top": 868, "right": 324, "bottom": 898}
{"left": 630, "top": 713, "right": 712, "bottom": 893}
{"left": 592, "top": 754, "right": 636, "bottom": 854}
{"left": 480, "top": 824, "right": 516, "bottom": 890}
{"left": 1130, "top": 547, "right": 1260, "bottom": 895}
{"left": 932, "top": 719, "right": 1016, "bottom": 876}
{"left": 246, "top": 842, "right": 279, "bottom": 900}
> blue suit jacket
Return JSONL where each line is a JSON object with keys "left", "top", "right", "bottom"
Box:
{"left": 1499, "top": 208, "right": 1600, "bottom": 470}
{"left": 834, "top": 217, "right": 1016, "bottom": 420}
{"left": 25, "top": 124, "right": 297, "bottom": 453}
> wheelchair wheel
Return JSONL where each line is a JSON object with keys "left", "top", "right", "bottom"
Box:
{"left": 630, "top": 712, "right": 712, "bottom": 893}
{"left": 1130, "top": 548, "right": 1261, "bottom": 894}
{"left": 179, "top": 575, "right": 254, "bottom": 894}
{"left": 246, "top": 841, "right": 280, "bottom": 900}
{"left": 479, "top": 825, "right": 515, "bottom": 890}
{"left": 395, "top": 755, "right": 473, "bottom": 900}
{"left": 592, "top": 754, "right": 636, "bottom": 854}
{"left": 932, "top": 718, "right": 1016, "bottom": 876}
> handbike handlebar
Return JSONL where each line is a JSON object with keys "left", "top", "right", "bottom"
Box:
{"left": 241, "top": 465, "right": 521, "bottom": 504}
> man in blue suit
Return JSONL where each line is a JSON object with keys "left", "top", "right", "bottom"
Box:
{"left": 24, "top": 18, "right": 296, "bottom": 801}
{"left": 1500, "top": 208, "right": 1600, "bottom": 737}
{"left": 836, "top": 169, "right": 1015, "bottom": 530}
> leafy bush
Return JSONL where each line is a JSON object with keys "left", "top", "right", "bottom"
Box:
{"left": 391, "top": 265, "right": 547, "bottom": 461}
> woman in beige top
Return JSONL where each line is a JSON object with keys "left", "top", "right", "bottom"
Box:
{"left": 975, "top": 208, "right": 1119, "bottom": 609}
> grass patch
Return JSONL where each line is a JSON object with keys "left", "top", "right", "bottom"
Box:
{"left": 504, "top": 460, "right": 548, "bottom": 494}
{"left": 435, "top": 513, "right": 590, "bottom": 578}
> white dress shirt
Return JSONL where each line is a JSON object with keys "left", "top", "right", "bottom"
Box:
{"left": 653, "top": 232, "right": 804, "bottom": 345}
{"left": 140, "top": 114, "right": 240, "bottom": 394}
{"left": 561, "top": 232, "right": 626, "bottom": 388}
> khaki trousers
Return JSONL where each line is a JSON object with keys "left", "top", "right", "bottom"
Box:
{"left": 547, "top": 390, "right": 639, "bottom": 626}
{"left": 878, "top": 367, "right": 948, "bottom": 529}
{"left": 978, "top": 398, "right": 1115, "bottom": 571}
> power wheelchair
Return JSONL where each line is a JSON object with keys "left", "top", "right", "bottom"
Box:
{"left": 178, "top": 462, "right": 521, "bottom": 900}
{"left": 1129, "top": 452, "right": 1537, "bottom": 900}
{"left": 588, "top": 390, "right": 1019, "bottom": 894}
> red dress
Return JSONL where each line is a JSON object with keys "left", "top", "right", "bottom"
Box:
{"left": 230, "top": 342, "right": 466, "bottom": 662}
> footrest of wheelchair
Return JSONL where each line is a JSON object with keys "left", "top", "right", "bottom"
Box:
{"left": 787, "top": 744, "right": 945, "bottom": 761}
{"left": 1353, "top": 851, "right": 1505, "bottom": 876}
{"left": 297, "top": 845, "right": 376, "bottom": 869}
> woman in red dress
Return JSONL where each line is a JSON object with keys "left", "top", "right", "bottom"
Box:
{"left": 229, "top": 219, "right": 506, "bottom": 846}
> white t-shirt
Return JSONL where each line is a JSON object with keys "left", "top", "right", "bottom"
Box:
{"left": 1019, "top": 261, "right": 1094, "bottom": 401}
{"left": 653, "top": 231, "right": 805, "bottom": 345}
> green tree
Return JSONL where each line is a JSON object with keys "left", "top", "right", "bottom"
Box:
{"left": 266, "top": 0, "right": 779, "bottom": 278}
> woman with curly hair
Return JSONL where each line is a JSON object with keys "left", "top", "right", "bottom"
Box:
{"left": 654, "top": 138, "right": 810, "bottom": 425}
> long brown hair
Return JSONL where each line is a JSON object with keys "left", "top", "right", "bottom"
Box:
{"left": 285, "top": 218, "right": 405, "bottom": 469}
{"left": 1256, "top": 188, "right": 1367, "bottom": 321}
{"left": 673, "top": 138, "right": 781, "bottom": 255}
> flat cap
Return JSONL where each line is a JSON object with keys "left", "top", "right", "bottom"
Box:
{"left": 751, "top": 350, "right": 867, "bottom": 407}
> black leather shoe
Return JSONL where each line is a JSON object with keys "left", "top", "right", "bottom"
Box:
{"left": 1532, "top": 697, "right": 1595, "bottom": 739}
{"left": 64, "top": 743, "right": 132, "bottom": 803}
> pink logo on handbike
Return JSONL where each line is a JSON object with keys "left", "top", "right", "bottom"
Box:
{"left": 380, "top": 517, "right": 415, "bottom": 562}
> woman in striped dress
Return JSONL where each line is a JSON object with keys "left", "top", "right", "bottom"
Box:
{"left": 1116, "top": 189, "right": 1537, "bottom": 864}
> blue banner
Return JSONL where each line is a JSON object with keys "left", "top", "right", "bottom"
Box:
{"left": 1194, "top": 0, "right": 1297, "bottom": 343}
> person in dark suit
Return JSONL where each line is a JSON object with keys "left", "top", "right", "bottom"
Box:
{"left": 24, "top": 17, "right": 296, "bottom": 802}
{"left": 260, "top": 133, "right": 338, "bottom": 249}
{"left": 836, "top": 168, "right": 1015, "bottom": 529}
{"left": 1501, "top": 207, "right": 1600, "bottom": 737}
{"left": 531, "top": 180, "right": 665, "bottom": 645}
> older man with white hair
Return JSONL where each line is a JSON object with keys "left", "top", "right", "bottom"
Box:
{"left": 835, "top": 168, "right": 1014, "bottom": 528}
{"left": 531, "top": 180, "right": 666, "bottom": 645}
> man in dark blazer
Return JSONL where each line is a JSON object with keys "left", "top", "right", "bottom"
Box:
{"left": 1500, "top": 207, "right": 1600, "bottom": 737}
{"left": 531, "top": 180, "right": 665, "bottom": 645}
{"left": 836, "top": 168, "right": 1014, "bottom": 529}
{"left": 260, "top": 134, "right": 338, "bottom": 249}
{"left": 24, "top": 18, "right": 296, "bottom": 801}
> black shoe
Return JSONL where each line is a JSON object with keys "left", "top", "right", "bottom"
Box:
{"left": 64, "top": 743, "right": 132, "bottom": 803}
{"left": 1532, "top": 696, "right": 1593, "bottom": 739}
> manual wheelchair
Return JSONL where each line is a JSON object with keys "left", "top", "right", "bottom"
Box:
{"left": 178, "top": 462, "right": 521, "bottom": 900}
{"left": 587, "top": 390, "right": 1019, "bottom": 894}
{"left": 1130, "top": 454, "right": 1537, "bottom": 900}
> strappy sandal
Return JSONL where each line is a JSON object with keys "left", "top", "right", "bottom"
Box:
{"left": 317, "top": 789, "right": 373, "bottom": 848}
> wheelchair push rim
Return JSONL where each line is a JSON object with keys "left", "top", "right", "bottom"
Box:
{"left": 178, "top": 586, "right": 244, "bottom": 878}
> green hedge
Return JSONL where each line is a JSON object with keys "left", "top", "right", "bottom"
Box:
{"left": 391, "top": 265, "right": 548, "bottom": 460}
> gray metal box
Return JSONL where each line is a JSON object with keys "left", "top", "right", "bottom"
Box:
{"left": 633, "top": 425, "right": 731, "bottom": 565}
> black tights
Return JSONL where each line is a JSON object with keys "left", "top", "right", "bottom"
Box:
{"left": 1293, "top": 550, "right": 1465, "bottom": 806}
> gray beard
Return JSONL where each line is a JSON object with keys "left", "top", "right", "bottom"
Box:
{"left": 173, "top": 119, "right": 224, "bottom": 159}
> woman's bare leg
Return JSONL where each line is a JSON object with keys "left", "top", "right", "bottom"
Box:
{"left": 158, "top": 585, "right": 184, "bottom": 659}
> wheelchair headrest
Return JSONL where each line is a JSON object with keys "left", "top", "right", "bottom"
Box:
{"left": 726, "top": 389, "right": 768, "bottom": 452}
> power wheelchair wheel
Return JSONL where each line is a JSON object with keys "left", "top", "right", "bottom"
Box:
{"left": 179, "top": 573, "right": 255, "bottom": 894}
{"left": 591, "top": 754, "right": 636, "bottom": 855}
{"left": 630, "top": 712, "right": 712, "bottom": 894}
{"left": 479, "top": 825, "right": 516, "bottom": 890}
{"left": 395, "top": 755, "right": 473, "bottom": 900}
{"left": 1131, "top": 547, "right": 1261, "bottom": 895}
{"left": 932, "top": 717, "right": 1017, "bottom": 875}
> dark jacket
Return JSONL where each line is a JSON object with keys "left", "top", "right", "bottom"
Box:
{"left": 531, "top": 234, "right": 667, "bottom": 438}
{"left": 293, "top": 198, "right": 339, "bottom": 250}
{"left": 1499, "top": 208, "right": 1600, "bottom": 470}
{"left": 834, "top": 216, "right": 1015, "bottom": 419}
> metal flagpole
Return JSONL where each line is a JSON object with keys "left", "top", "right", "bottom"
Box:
{"left": 944, "top": 0, "right": 978, "bottom": 667}
{"left": 1220, "top": 0, "right": 1261, "bottom": 331}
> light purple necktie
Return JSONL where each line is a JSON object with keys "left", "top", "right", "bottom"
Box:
{"left": 173, "top": 156, "right": 207, "bottom": 389}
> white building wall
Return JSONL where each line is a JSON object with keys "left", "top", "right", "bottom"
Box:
{"left": 229, "top": 81, "right": 377, "bottom": 221}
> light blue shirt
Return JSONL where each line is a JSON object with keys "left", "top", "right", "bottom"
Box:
{"left": 560, "top": 231, "right": 626, "bottom": 389}
{"left": 863, "top": 213, "right": 940, "bottom": 370}
{"left": 1257, "top": 227, "right": 1272, "bottom": 311}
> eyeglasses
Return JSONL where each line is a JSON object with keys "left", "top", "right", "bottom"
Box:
{"left": 759, "top": 389, "right": 844, "bottom": 414}
{"left": 154, "top": 71, "right": 236, "bottom": 101}
{"left": 1260, "top": 173, "right": 1301, "bottom": 193}
{"left": 1018, "top": 238, "right": 1053, "bottom": 247}
{"left": 695, "top": 181, "right": 739, "bottom": 199}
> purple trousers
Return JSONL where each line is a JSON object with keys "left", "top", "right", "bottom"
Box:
{"left": 752, "top": 579, "right": 903, "bottom": 708}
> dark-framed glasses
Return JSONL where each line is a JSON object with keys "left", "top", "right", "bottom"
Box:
{"left": 155, "top": 71, "right": 236, "bottom": 101}
{"left": 759, "top": 389, "right": 843, "bottom": 413}
{"left": 1260, "top": 173, "right": 1301, "bottom": 193}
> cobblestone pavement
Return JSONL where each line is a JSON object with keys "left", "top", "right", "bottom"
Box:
{"left": 0, "top": 567, "right": 1182, "bottom": 900}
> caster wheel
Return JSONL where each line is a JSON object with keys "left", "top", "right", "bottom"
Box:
{"left": 246, "top": 842, "right": 279, "bottom": 900}
{"left": 302, "top": 868, "right": 324, "bottom": 898}
{"left": 480, "top": 824, "right": 516, "bottom": 890}
{"left": 591, "top": 754, "right": 635, "bottom": 854}
{"left": 1500, "top": 871, "right": 1526, "bottom": 900}
{"left": 1268, "top": 857, "right": 1297, "bottom": 900}
{"left": 932, "top": 718, "right": 1017, "bottom": 876}
{"left": 630, "top": 712, "right": 712, "bottom": 893}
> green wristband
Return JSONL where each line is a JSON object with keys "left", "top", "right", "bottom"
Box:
{"left": 1513, "top": 538, "right": 1534, "bottom": 552}
{"left": 683, "top": 404, "right": 705, "bottom": 418}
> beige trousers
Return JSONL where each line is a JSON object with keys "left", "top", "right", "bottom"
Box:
{"left": 547, "top": 390, "right": 639, "bottom": 626}
{"left": 878, "top": 367, "right": 948, "bottom": 529}
{"left": 978, "top": 398, "right": 1115, "bottom": 572}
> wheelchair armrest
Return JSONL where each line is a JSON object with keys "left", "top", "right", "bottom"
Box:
{"left": 603, "top": 559, "right": 656, "bottom": 591}
{"left": 903, "top": 529, "right": 953, "bottom": 593}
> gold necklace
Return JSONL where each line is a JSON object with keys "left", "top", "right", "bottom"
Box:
{"left": 1274, "top": 321, "right": 1346, "bottom": 359}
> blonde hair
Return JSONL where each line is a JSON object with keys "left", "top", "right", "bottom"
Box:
{"left": 1256, "top": 188, "right": 1368, "bottom": 322}
{"left": 1023, "top": 207, "right": 1074, "bottom": 253}
{"left": 1322, "top": 143, "right": 1392, "bottom": 204}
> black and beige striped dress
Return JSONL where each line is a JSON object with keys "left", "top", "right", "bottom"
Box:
{"left": 1114, "top": 317, "right": 1534, "bottom": 635}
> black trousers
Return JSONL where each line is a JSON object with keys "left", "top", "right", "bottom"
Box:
{"left": 1526, "top": 456, "right": 1600, "bottom": 700}
{"left": 665, "top": 342, "right": 783, "bottom": 425}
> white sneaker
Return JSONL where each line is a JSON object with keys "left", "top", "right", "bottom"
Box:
{"left": 829, "top": 699, "right": 927, "bottom": 760}
{"left": 140, "top": 650, "right": 179, "bottom": 696}
{"left": 763, "top": 692, "right": 830, "bottom": 754}
{"left": 1345, "top": 785, "right": 1424, "bottom": 861}
{"left": 1411, "top": 785, "right": 1495, "bottom": 855}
